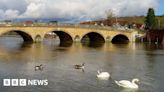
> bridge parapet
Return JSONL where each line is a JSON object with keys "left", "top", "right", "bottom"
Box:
{"left": 0, "top": 23, "right": 136, "bottom": 32}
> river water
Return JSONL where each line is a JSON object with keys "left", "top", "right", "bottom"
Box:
{"left": 0, "top": 37, "right": 164, "bottom": 92}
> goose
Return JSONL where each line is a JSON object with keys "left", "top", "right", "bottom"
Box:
{"left": 115, "top": 78, "right": 139, "bottom": 89}
{"left": 35, "top": 64, "right": 44, "bottom": 71}
{"left": 96, "top": 70, "right": 110, "bottom": 80}
{"left": 74, "top": 63, "right": 85, "bottom": 69}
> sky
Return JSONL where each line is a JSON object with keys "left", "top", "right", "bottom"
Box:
{"left": 0, "top": 0, "right": 163, "bottom": 22}
{"left": 157, "top": 0, "right": 164, "bottom": 15}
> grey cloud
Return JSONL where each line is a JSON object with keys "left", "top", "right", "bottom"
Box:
{"left": 0, "top": 0, "right": 27, "bottom": 13}
{"left": 0, "top": 0, "right": 160, "bottom": 21}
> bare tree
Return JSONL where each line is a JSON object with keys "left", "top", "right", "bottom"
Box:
{"left": 106, "top": 9, "right": 118, "bottom": 24}
{"left": 106, "top": 9, "right": 115, "bottom": 19}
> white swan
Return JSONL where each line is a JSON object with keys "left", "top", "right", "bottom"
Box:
{"left": 96, "top": 70, "right": 110, "bottom": 80}
{"left": 115, "top": 78, "right": 139, "bottom": 89}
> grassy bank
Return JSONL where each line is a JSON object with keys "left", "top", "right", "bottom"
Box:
{"left": 81, "top": 15, "right": 164, "bottom": 29}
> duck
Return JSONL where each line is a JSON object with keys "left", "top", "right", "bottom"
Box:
{"left": 35, "top": 64, "right": 44, "bottom": 71}
{"left": 96, "top": 70, "right": 110, "bottom": 80}
{"left": 115, "top": 78, "right": 139, "bottom": 89}
{"left": 74, "top": 63, "right": 85, "bottom": 69}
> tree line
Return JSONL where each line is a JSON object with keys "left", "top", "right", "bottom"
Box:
{"left": 145, "top": 8, "right": 158, "bottom": 30}
{"left": 106, "top": 8, "right": 161, "bottom": 30}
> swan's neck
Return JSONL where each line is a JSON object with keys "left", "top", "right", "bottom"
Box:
{"left": 97, "top": 70, "right": 101, "bottom": 74}
{"left": 132, "top": 79, "right": 138, "bottom": 85}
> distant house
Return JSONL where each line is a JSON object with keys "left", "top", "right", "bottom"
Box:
{"left": 24, "top": 21, "right": 34, "bottom": 26}
{"left": 4, "top": 20, "right": 12, "bottom": 24}
{"left": 48, "top": 21, "right": 58, "bottom": 25}
{"left": 0, "top": 21, "right": 6, "bottom": 25}
{"left": 0, "top": 20, "right": 12, "bottom": 26}
{"left": 139, "top": 24, "right": 145, "bottom": 30}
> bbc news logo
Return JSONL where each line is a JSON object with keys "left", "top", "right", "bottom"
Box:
{"left": 3, "top": 79, "right": 48, "bottom": 86}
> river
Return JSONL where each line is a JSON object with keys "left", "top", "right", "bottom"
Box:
{"left": 0, "top": 37, "right": 164, "bottom": 92}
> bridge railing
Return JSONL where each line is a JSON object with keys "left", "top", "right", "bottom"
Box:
{"left": 0, "top": 23, "right": 135, "bottom": 32}
{"left": 56, "top": 23, "right": 135, "bottom": 32}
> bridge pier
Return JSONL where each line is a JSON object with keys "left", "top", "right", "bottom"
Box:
{"left": 105, "top": 36, "right": 112, "bottom": 42}
{"left": 131, "top": 31, "right": 138, "bottom": 42}
{"left": 74, "top": 35, "right": 81, "bottom": 42}
{"left": 34, "top": 35, "right": 42, "bottom": 43}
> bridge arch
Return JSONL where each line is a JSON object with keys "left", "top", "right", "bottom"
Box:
{"left": 35, "top": 35, "right": 42, "bottom": 42}
{"left": 74, "top": 35, "right": 81, "bottom": 42}
{"left": 0, "top": 30, "right": 33, "bottom": 42}
{"left": 81, "top": 32, "right": 105, "bottom": 43}
{"left": 44, "top": 30, "right": 73, "bottom": 44}
{"left": 111, "top": 34, "right": 129, "bottom": 43}
{"left": 106, "top": 36, "right": 111, "bottom": 42}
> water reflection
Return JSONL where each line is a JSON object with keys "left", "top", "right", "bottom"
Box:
{"left": 119, "top": 88, "right": 138, "bottom": 92}
{"left": 144, "top": 43, "right": 164, "bottom": 50}
{"left": 82, "top": 42, "right": 105, "bottom": 48}
{"left": 0, "top": 37, "right": 164, "bottom": 92}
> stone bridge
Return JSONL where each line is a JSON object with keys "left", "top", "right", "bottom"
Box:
{"left": 0, "top": 25, "right": 138, "bottom": 44}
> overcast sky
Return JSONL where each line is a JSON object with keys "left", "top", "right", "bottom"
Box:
{"left": 0, "top": 0, "right": 161, "bottom": 22}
